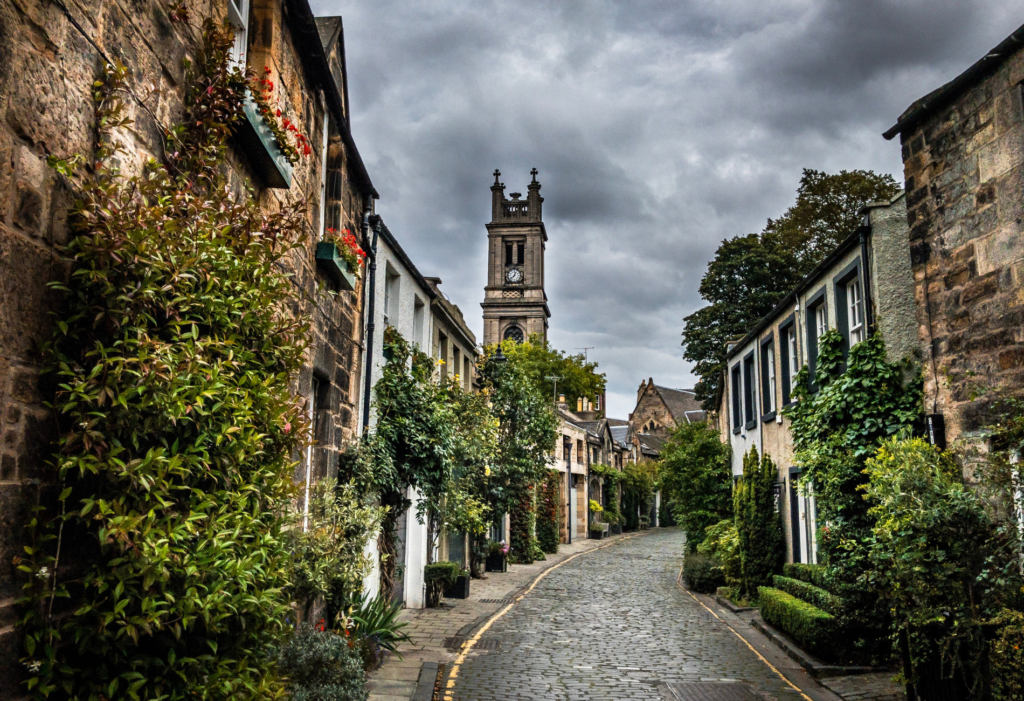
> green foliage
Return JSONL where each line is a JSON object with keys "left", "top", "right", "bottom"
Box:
{"left": 772, "top": 576, "right": 842, "bottom": 616}
{"left": 734, "top": 447, "right": 784, "bottom": 595}
{"left": 758, "top": 587, "right": 840, "bottom": 661}
{"left": 621, "top": 462, "right": 657, "bottom": 531}
{"left": 345, "top": 592, "right": 410, "bottom": 672}
{"left": 863, "top": 435, "right": 997, "bottom": 692}
{"left": 782, "top": 563, "right": 829, "bottom": 591}
{"left": 697, "top": 520, "right": 741, "bottom": 588}
{"left": 659, "top": 497, "right": 675, "bottom": 527}
{"left": 504, "top": 334, "right": 606, "bottom": 412}
{"left": 17, "top": 22, "right": 308, "bottom": 700}
{"left": 989, "top": 609, "right": 1024, "bottom": 700}
{"left": 277, "top": 625, "right": 367, "bottom": 701}
{"left": 536, "top": 470, "right": 561, "bottom": 554}
{"left": 659, "top": 421, "right": 732, "bottom": 550}
{"left": 683, "top": 552, "right": 725, "bottom": 594}
{"left": 508, "top": 489, "right": 537, "bottom": 564}
{"left": 682, "top": 168, "right": 898, "bottom": 408}
{"left": 287, "top": 479, "right": 385, "bottom": 622}
{"left": 424, "top": 561, "right": 463, "bottom": 607}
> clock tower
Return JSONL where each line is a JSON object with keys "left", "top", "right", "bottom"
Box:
{"left": 481, "top": 168, "right": 550, "bottom": 346}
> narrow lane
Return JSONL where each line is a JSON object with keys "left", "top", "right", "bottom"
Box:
{"left": 444, "top": 528, "right": 819, "bottom": 701}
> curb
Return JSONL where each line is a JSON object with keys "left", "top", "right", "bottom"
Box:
{"left": 412, "top": 662, "right": 438, "bottom": 701}
{"left": 750, "top": 615, "right": 883, "bottom": 679}
{"left": 714, "top": 594, "right": 756, "bottom": 614}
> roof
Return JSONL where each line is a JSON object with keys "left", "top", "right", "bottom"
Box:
{"left": 610, "top": 425, "right": 629, "bottom": 444}
{"left": 606, "top": 418, "right": 628, "bottom": 427}
{"left": 653, "top": 385, "right": 703, "bottom": 422}
{"left": 884, "top": 22, "right": 1024, "bottom": 140}
{"left": 636, "top": 433, "right": 665, "bottom": 456}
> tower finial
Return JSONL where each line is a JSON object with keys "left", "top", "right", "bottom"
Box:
{"left": 530, "top": 168, "right": 538, "bottom": 183}
{"left": 493, "top": 169, "right": 501, "bottom": 185}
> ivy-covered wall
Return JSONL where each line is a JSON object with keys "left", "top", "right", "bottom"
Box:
{"left": 0, "top": 0, "right": 375, "bottom": 693}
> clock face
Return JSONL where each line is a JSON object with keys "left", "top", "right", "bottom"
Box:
{"left": 506, "top": 267, "right": 523, "bottom": 283}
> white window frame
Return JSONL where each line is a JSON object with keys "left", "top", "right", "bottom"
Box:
{"left": 303, "top": 378, "right": 320, "bottom": 532}
{"left": 788, "top": 328, "right": 799, "bottom": 396}
{"left": 228, "top": 0, "right": 250, "bottom": 68}
{"left": 767, "top": 348, "right": 777, "bottom": 413}
{"left": 815, "top": 304, "right": 827, "bottom": 339}
{"left": 847, "top": 279, "right": 864, "bottom": 345}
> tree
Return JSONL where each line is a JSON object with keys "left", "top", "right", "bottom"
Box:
{"left": 734, "top": 446, "right": 784, "bottom": 595}
{"left": 621, "top": 461, "right": 657, "bottom": 531}
{"left": 659, "top": 421, "right": 732, "bottom": 552}
{"left": 682, "top": 168, "right": 900, "bottom": 410}
{"left": 506, "top": 335, "right": 606, "bottom": 411}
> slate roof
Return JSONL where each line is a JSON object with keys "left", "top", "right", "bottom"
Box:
{"left": 606, "top": 418, "right": 628, "bottom": 427}
{"left": 637, "top": 433, "right": 665, "bottom": 456}
{"left": 610, "top": 425, "right": 629, "bottom": 444}
{"left": 653, "top": 385, "right": 703, "bottom": 423}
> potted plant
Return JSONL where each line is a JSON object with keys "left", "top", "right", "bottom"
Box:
{"left": 316, "top": 227, "right": 365, "bottom": 291}
{"left": 444, "top": 568, "right": 471, "bottom": 599}
{"left": 424, "top": 561, "right": 461, "bottom": 608}
{"left": 485, "top": 540, "right": 509, "bottom": 573}
{"left": 588, "top": 523, "right": 605, "bottom": 540}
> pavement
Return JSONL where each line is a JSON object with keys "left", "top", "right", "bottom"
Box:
{"left": 369, "top": 528, "right": 906, "bottom": 701}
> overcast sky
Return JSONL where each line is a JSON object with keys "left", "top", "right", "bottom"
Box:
{"left": 309, "top": 0, "right": 1022, "bottom": 419}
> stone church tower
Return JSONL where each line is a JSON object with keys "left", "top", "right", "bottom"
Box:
{"left": 481, "top": 169, "right": 551, "bottom": 346}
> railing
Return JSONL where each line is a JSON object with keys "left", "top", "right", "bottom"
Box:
{"left": 501, "top": 201, "right": 530, "bottom": 218}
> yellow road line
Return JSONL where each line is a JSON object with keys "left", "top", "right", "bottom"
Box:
{"left": 442, "top": 532, "right": 646, "bottom": 701}
{"left": 674, "top": 568, "right": 813, "bottom": 701}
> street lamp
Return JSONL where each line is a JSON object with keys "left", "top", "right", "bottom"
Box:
{"left": 491, "top": 346, "right": 507, "bottom": 366}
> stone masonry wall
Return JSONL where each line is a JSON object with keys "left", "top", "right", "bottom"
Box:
{"left": 900, "top": 50, "right": 1024, "bottom": 445}
{"left": 0, "top": 0, "right": 370, "bottom": 694}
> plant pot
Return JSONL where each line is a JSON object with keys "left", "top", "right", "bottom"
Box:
{"left": 589, "top": 530, "right": 604, "bottom": 540}
{"left": 444, "top": 574, "right": 470, "bottom": 599}
{"left": 485, "top": 553, "right": 507, "bottom": 572}
{"left": 315, "top": 242, "right": 358, "bottom": 291}
{"left": 611, "top": 523, "right": 622, "bottom": 535}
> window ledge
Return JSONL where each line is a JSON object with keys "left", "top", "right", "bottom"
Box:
{"left": 744, "top": 420, "right": 757, "bottom": 431}
{"left": 732, "top": 426, "right": 741, "bottom": 435}
{"left": 761, "top": 410, "right": 776, "bottom": 423}
{"left": 236, "top": 93, "right": 294, "bottom": 189}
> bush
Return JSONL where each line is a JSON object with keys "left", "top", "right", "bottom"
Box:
{"left": 697, "top": 519, "right": 741, "bottom": 588}
{"left": 347, "top": 593, "right": 410, "bottom": 672}
{"left": 536, "top": 470, "right": 561, "bottom": 554}
{"left": 683, "top": 552, "right": 725, "bottom": 593}
{"left": 772, "top": 576, "right": 842, "bottom": 616}
{"left": 782, "top": 563, "right": 829, "bottom": 590}
{"left": 659, "top": 497, "right": 675, "bottom": 527}
{"left": 735, "top": 447, "right": 784, "bottom": 594}
{"left": 758, "top": 587, "right": 839, "bottom": 661}
{"left": 278, "top": 624, "right": 368, "bottom": 701}
{"left": 990, "top": 609, "right": 1024, "bottom": 700}
{"left": 659, "top": 421, "right": 732, "bottom": 549}
{"left": 424, "top": 562, "right": 463, "bottom": 607}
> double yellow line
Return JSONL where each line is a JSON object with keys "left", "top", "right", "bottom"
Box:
{"left": 442, "top": 533, "right": 646, "bottom": 700}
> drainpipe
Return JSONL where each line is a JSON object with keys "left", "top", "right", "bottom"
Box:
{"left": 859, "top": 224, "right": 875, "bottom": 336}
{"left": 360, "top": 199, "right": 379, "bottom": 433}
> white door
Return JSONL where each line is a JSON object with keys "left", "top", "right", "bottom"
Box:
{"left": 569, "top": 475, "right": 578, "bottom": 541}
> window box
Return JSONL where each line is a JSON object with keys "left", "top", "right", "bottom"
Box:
{"left": 315, "top": 241, "right": 358, "bottom": 291}
{"left": 237, "top": 94, "right": 294, "bottom": 189}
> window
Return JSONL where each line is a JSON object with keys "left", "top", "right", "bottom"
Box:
{"left": 517, "top": 242, "right": 524, "bottom": 265}
{"left": 779, "top": 317, "right": 796, "bottom": 406}
{"left": 805, "top": 289, "right": 827, "bottom": 391}
{"left": 576, "top": 439, "right": 584, "bottom": 463}
{"left": 413, "top": 297, "right": 425, "bottom": 347}
{"left": 815, "top": 305, "right": 827, "bottom": 339}
{"left": 503, "top": 325, "right": 524, "bottom": 343}
{"left": 847, "top": 280, "right": 864, "bottom": 344}
{"left": 504, "top": 240, "right": 524, "bottom": 266}
{"left": 760, "top": 337, "right": 776, "bottom": 416}
{"left": 464, "top": 357, "right": 472, "bottom": 391}
{"left": 439, "top": 333, "right": 449, "bottom": 379}
{"left": 743, "top": 353, "right": 756, "bottom": 429}
{"left": 563, "top": 435, "right": 571, "bottom": 462}
{"left": 227, "top": 0, "right": 251, "bottom": 67}
{"left": 303, "top": 377, "right": 321, "bottom": 531}
{"left": 789, "top": 328, "right": 799, "bottom": 396}
{"left": 731, "top": 364, "right": 742, "bottom": 434}
{"left": 505, "top": 242, "right": 513, "bottom": 265}
{"left": 383, "top": 268, "right": 400, "bottom": 327}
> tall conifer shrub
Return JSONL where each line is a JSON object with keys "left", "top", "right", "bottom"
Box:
{"left": 735, "top": 446, "right": 784, "bottom": 595}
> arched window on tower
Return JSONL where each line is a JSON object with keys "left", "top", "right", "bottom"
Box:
{"left": 503, "top": 325, "right": 525, "bottom": 344}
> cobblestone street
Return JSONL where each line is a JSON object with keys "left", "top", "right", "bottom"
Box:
{"left": 444, "top": 528, "right": 848, "bottom": 701}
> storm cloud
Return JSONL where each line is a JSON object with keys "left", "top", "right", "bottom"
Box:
{"left": 309, "top": 0, "right": 1022, "bottom": 418}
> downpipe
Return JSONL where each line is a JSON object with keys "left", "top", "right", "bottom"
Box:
{"left": 361, "top": 199, "right": 379, "bottom": 433}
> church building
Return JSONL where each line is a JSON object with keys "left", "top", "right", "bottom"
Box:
{"left": 481, "top": 169, "right": 551, "bottom": 346}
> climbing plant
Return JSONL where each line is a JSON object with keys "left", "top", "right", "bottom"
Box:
{"left": 17, "top": 21, "right": 308, "bottom": 700}
{"left": 536, "top": 470, "right": 561, "bottom": 554}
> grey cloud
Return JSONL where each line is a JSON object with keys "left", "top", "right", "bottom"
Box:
{"left": 310, "top": 0, "right": 1022, "bottom": 417}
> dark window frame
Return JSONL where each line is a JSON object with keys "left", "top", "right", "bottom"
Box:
{"left": 833, "top": 258, "right": 864, "bottom": 362}
{"left": 760, "top": 333, "right": 776, "bottom": 422}
{"left": 743, "top": 351, "right": 756, "bottom": 431}
{"left": 731, "top": 363, "right": 742, "bottom": 435}
{"left": 778, "top": 314, "right": 796, "bottom": 407}
{"left": 805, "top": 287, "right": 827, "bottom": 392}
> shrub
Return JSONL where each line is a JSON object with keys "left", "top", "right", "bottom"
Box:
{"left": 735, "top": 447, "right": 784, "bottom": 594}
{"left": 782, "top": 563, "right": 829, "bottom": 590}
{"left": 347, "top": 593, "right": 410, "bottom": 672}
{"left": 659, "top": 421, "right": 731, "bottom": 550}
{"left": 683, "top": 552, "right": 725, "bottom": 594}
{"left": 758, "top": 587, "right": 839, "bottom": 660}
{"left": 697, "top": 519, "right": 741, "bottom": 588}
{"left": 536, "top": 470, "right": 561, "bottom": 554}
{"left": 424, "top": 561, "right": 463, "bottom": 607}
{"left": 278, "top": 624, "right": 368, "bottom": 701}
{"left": 990, "top": 609, "right": 1024, "bottom": 700}
{"left": 772, "top": 576, "right": 842, "bottom": 616}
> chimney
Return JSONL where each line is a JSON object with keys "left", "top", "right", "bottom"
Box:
{"left": 577, "top": 397, "right": 583, "bottom": 412}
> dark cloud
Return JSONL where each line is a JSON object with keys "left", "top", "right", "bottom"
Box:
{"left": 309, "top": 0, "right": 1023, "bottom": 417}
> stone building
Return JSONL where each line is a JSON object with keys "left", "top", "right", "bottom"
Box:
{"left": 480, "top": 169, "right": 550, "bottom": 346}
{"left": 720, "top": 193, "right": 916, "bottom": 564}
{"left": 627, "top": 379, "right": 705, "bottom": 464}
{"left": 0, "top": 0, "right": 376, "bottom": 689}
{"left": 426, "top": 277, "right": 478, "bottom": 393}
{"left": 553, "top": 401, "right": 590, "bottom": 543}
{"left": 883, "top": 22, "right": 1024, "bottom": 449}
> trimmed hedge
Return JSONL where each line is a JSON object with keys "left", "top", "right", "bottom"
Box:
{"left": 782, "top": 563, "right": 829, "bottom": 590}
{"left": 683, "top": 552, "right": 725, "bottom": 593}
{"left": 772, "top": 575, "right": 843, "bottom": 616}
{"left": 758, "top": 587, "right": 839, "bottom": 660}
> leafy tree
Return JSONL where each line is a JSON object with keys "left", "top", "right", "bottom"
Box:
{"left": 17, "top": 23, "right": 305, "bottom": 699}
{"left": 734, "top": 447, "right": 784, "bottom": 595}
{"left": 659, "top": 421, "right": 732, "bottom": 552}
{"left": 621, "top": 461, "right": 657, "bottom": 531}
{"left": 682, "top": 169, "right": 900, "bottom": 410}
{"left": 506, "top": 335, "right": 606, "bottom": 411}
{"left": 536, "top": 470, "right": 561, "bottom": 554}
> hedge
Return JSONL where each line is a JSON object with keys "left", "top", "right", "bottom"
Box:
{"left": 772, "top": 575, "right": 843, "bottom": 616}
{"left": 683, "top": 552, "right": 725, "bottom": 593}
{"left": 758, "top": 586, "right": 839, "bottom": 660}
{"left": 782, "top": 563, "right": 829, "bottom": 590}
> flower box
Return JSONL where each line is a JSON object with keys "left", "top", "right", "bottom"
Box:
{"left": 485, "top": 553, "right": 507, "bottom": 573}
{"left": 237, "top": 94, "right": 293, "bottom": 189}
{"left": 316, "top": 242, "right": 358, "bottom": 291}
{"left": 444, "top": 574, "right": 471, "bottom": 599}
{"left": 589, "top": 529, "right": 604, "bottom": 540}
